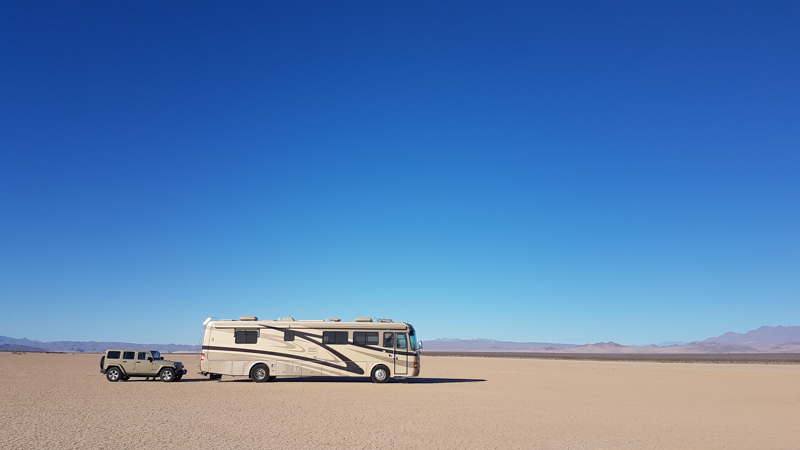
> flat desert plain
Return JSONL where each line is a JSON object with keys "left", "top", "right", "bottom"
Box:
{"left": 1, "top": 353, "right": 799, "bottom": 449}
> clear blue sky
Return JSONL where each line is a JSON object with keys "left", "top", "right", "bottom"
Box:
{"left": 1, "top": 1, "right": 798, "bottom": 346}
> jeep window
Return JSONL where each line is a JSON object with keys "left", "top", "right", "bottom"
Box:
{"left": 107, "top": 351, "right": 120, "bottom": 359}
{"left": 235, "top": 330, "right": 258, "bottom": 344}
{"left": 123, "top": 351, "right": 135, "bottom": 360}
{"left": 353, "top": 332, "right": 379, "bottom": 346}
{"left": 138, "top": 352, "right": 147, "bottom": 360}
{"left": 151, "top": 351, "right": 161, "bottom": 360}
{"left": 322, "top": 331, "right": 348, "bottom": 345}
{"left": 284, "top": 330, "right": 295, "bottom": 341}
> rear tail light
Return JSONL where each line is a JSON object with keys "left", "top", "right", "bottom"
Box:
{"left": 200, "top": 353, "right": 205, "bottom": 361}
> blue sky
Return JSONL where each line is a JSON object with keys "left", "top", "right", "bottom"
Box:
{"left": 1, "top": 1, "right": 798, "bottom": 345}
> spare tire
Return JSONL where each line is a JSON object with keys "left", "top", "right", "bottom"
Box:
{"left": 100, "top": 356, "right": 105, "bottom": 369}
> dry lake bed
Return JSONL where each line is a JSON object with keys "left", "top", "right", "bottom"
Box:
{"left": 1, "top": 352, "right": 799, "bottom": 449}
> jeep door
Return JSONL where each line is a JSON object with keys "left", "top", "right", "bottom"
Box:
{"left": 134, "top": 352, "right": 156, "bottom": 375}
{"left": 120, "top": 351, "right": 137, "bottom": 375}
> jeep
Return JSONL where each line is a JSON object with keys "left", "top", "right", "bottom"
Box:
{"left": 100, "top": 349, "right": 187, "bottom": 382}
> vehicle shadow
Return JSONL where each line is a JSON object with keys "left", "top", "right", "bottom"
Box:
{"left": 405, "top": 377, "right": 486, "bottom": 384}
{"left": 121, "top": 378, "right": 206, "bottom": 383}
{"left": 215, "top": 376, "right": 486, "bottom": 384}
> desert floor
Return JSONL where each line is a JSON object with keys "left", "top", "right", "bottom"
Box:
{"left": 1, "top": 353, "right": 799, "bottom": 449}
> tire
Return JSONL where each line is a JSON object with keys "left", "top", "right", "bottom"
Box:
{"left": 251, "top": 364, "right": 270, "bottom": 382}
{"left": 209, "top": 374, "right": 222, "bottom": 380}
{"left": 175, "top": 374, "right": 183, "bottom": 381}
{"left": 371, "top": 365, "right": 390, "bottom": 384}
{"left": 106, "top": 367, "right": 122, "bottom": 382}
{"left": 160, "top": 368, "right": 176, "bottom": 382}
{"left": 100, "top": 356, "right": 105, "bottom": 369}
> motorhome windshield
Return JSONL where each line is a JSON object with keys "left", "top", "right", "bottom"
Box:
{"left": 150, "top": 351, "right": 162, "bottom": 360}
{"left": 409, "top": 325, "right": 418, "bottom": 351}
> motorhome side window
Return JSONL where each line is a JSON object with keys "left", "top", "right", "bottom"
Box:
{"left": 235, "top": 330, "right": 258, "bottom": 344}
{"left": 322, "top": 331, "right": 348, "bottom": 344}
{"left": 284, "top": 330, "right": 295, "bottom": 341}
{"left": 107, "top": 351, "right": 120, "bottom": 359}
{"left": 383, "top": 332, "right": 394, "bottom": 348}
{"left": 353, "top": 332, "right": 379, "bottom": 346}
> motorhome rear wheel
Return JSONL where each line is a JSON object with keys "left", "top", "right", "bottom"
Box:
{"left": 251, "top": 364, "right": 270, "bottom": 382}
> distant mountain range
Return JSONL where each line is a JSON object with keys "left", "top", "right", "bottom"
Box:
{"left": 703, "top": 326, "right": 800, "bottom": 346}
{"left": 423, "top": 326, "right": 800, "bottom": 354}
{"left": 423, "top": 338, "right": 580, "bottom": 352}
{"left": 2, "top": 325, "right": 799, "bottom": 354}
{"left": 0, "top": 336, "right": 199, "bottom": 353}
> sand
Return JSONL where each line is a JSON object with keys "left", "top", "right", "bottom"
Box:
{"left": 1, "top": 352, "right": 798, "bottom": 449}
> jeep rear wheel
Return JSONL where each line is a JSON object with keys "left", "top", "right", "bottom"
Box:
{"left": 160, "top": 368, "right": 176, "bottom": 382}
{"left": 106, "top": 367, "right": 122, "bottom": 382}
{"left": 251, "top": 364, "right": 269, "bottom": 382}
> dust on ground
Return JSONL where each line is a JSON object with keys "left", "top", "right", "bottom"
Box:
{"left": 1, "top": 352, "right": 798, "bottom": 449}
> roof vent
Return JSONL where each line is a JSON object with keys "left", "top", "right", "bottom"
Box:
{"left": 355, "top": 317, "right": 373, "bottom": 322}
{"left": 239, "top": 316, "right": 258, "bottom": 321}
{"left": 376, "top": 318, "right": 393, "bottom": 323}
{"left": 282, "top": 317, "right": 295, "bottom": 322}
{"left": 329, "top": 318, "right": 341, "bottom": 322}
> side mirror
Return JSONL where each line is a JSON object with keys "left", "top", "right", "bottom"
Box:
{"left": 148, "top": 357, "right": 153, "bottom": 362}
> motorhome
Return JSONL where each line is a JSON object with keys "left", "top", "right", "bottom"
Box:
{"left": 198, "top": 316, "right": 420, "bottom": 383}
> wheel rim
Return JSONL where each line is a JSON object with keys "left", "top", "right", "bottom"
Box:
{"left": 109, "top": 370, "right": 119, "bottom": 380}
{"left": 375, "top": 368, "right": 387, "bottom": 381}
{"left": 255, "top": 368, "right": 266, "bottom": 379}
{"left": 162, "top": 371, "right": 172, "bottom": 381}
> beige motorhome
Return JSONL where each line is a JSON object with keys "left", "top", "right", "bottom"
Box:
{"left": 199, "top": 316, "right": 420, "bottom": 383}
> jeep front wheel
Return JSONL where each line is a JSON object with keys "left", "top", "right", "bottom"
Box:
{"left": 106, "top": 367, "right": 122, "bottom": 382}
{"left": 160, "top": 368, "right": 176, "bottom": 382}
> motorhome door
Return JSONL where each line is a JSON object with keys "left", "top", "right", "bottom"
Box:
{"left": 395, "top": 333, "right": 408, "bottom": 375}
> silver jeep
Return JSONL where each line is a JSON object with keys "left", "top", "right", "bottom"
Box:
{"left": 100, "top": 349, "right": 187, "bottom": 382}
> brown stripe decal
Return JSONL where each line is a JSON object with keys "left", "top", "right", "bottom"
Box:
{"left": 258, "top": 324, "right": 415, "bottom": 356}
{"left": 202, "top": 345, "right": 365, "bottom": 375}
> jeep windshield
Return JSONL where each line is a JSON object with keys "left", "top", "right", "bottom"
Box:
{"left": 150, "top": 351, "right": 162, "bottom": 360}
